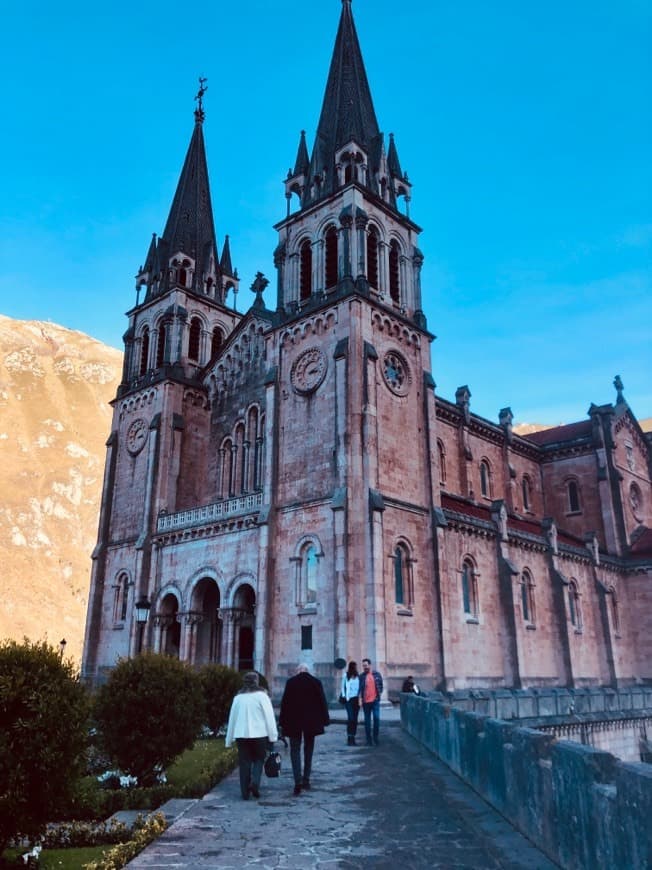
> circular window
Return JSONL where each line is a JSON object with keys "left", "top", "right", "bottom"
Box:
{"left": 382, "top": 350, "right": 411, "bottom": 396}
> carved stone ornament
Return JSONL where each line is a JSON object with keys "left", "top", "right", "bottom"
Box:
{"left": 291, "top": 347, "right": 328, "bottom": 395}
{"left": 126, "top": 418, "right": 148, "bottom": 455}
{"left": 382, "top": 350, "right": 411, "bottom": 396}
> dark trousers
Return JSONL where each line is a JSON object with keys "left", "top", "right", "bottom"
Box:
{"left": 363, "top": 699, "right": 380, "bottom": 745}
{"left": 235, "top": 737, "right": 267, "bottom": 798}
{"left": 345, "top": 698, "right": 360, "bottom": 738}
{"left": 289, "top": 732, "right": 315, "bottom": 786}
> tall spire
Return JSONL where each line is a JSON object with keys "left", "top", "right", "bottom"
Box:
{"left": 315, "top": 0, "right": 380, "bottom": 157}
{"left": 299, "top": 0, "right": 381, "bottom": 205}
{"left": 160, "top": 84, "right": 218, "bottom": 280}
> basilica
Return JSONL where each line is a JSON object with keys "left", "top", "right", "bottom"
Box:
{"left": 82, "top": 0, "right": 651, "bottom": 699}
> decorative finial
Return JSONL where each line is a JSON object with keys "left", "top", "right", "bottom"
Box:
{"left": 194, "top": 77, "right": 208, "bottom": 123}
{"left": 613, "top": 374, "right": 625, "bottom": 404}
{"left": 250, "top": 271, "right": 269, "bottom": 309}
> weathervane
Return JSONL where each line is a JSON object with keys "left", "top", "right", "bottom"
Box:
{"left": 194, "top": 77, "right": 208, "bottom": 122}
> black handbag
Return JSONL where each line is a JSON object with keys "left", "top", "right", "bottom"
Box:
{"left": 339, "top": 694, "right": 347, "bottom": 705}
{"left": 264, "top": 751, "right": 282, "bottom": 778}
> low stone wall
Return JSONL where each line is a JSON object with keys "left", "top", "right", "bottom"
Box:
{"left": 401, "top": 693, "right": 652, "bottom": 870}
{"left": 440, "top": 684, "right": 652, "bottom": 720}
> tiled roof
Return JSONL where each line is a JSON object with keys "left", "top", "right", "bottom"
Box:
{"left": 524, "top": 421, "right": 592, "bottom": 446}
{"left": 441, "top": 493, "right": 492, "bottom": 521}
{"left": 441, "top": 493, "right": 588, "bottom": 549}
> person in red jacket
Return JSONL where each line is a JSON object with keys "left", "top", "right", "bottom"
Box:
{"left": 358, "top": 657, "right": 384, "bottom": 746}
{"left": 279, "top": 663, "right": 330, "bottom": 796}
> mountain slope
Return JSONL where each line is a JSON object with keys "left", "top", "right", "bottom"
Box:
{"left": 0, "top": 315, "right": 122, "bottom": 662}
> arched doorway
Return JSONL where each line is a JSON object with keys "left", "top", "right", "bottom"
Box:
{"left": 232, "top": 584, "right": 255, "bottom": 671}
{"left": 157, "top": 593, "right": 180, "bottom": 658}
{"left": 190, "top": 577, "right": 222, "bottom": 665}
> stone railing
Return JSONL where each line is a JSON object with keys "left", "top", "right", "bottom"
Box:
{"left": 157, "top": 492, "right": 264, "bottom": 533}
{"left": 401, "top": 692, "right": 651, "bottom": 870}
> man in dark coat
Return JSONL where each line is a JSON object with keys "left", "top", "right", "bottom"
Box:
{"left": 279, "top": 663, "right": 330, "bottom": 795}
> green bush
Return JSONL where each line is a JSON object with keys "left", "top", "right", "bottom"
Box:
{"left": 197, "top": 664, "right": 243, "bottom": 733}
{"left": 93, "top": 653, "right": 204, "bottom": 787}
{"left": 197, "top": 666, "right": 270, "bottom": 734}
{"left": 0, "top": 639, "right": 91, "bottom": 854}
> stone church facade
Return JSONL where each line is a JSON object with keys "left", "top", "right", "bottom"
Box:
{"left": 82, "top": 1, "right": 652, "bottom": 699}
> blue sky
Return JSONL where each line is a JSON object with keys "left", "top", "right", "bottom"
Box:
{"left": 1, "top": 0, "right": 650, "bottom": 425}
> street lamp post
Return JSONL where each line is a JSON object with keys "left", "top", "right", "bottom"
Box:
{"left": 135, "top": 598, "right": 151, "bottom": 654}
{"left": 59, "top": 638, "right": 67, "bottom": 658}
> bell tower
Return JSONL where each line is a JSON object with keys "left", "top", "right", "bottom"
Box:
{"left": 267, "top": 0, "right": 440, "bottom": 688}
{"left": 275, "top": 0, "right": 425, "bottom": 327}
{"left": 82, "top": 84, "right": 242, "bottom": 680}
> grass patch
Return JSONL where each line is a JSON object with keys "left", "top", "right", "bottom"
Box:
{"left": 2, "top": 845, "right": 106, "bottom": 868}
{"left": 166, "top": 738, "right": 227, "bottom": 790}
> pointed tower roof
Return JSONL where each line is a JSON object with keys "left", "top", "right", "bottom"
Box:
{"left": 315, "top": 0, "right": 380, "bottom": 156}
{"left": 293, "top": 130, "right": 310, "bottom": 177}
{"left": 160, "top": 86, "right": 219, "bottom": 288}
{"left": 220, "top": 234, "right": 234, "bottom": 277}
{"left": 387, "top": 133, "right": 403, "bottom": 180}
{"left": 302, "top": 0, "right": 382, "bottom": 205}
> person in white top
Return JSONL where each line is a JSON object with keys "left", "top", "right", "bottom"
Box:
{"left": 341, "top": 660, "right": 361, "bottom": 745}
{"left": 225, "top": 671, "right": 278, "bottom": 800}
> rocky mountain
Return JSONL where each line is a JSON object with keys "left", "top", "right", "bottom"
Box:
{"left": 0, "top": 315, "right": 122, "bottom": 664}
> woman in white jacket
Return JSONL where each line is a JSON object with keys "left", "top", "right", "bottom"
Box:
{"left": 341, "top": 660, "right": 360, "bottom": 745}
{"left": 225, "top": 671, "right": 278, "bottom": 799}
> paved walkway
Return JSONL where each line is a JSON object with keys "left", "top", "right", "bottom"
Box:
{"left": 127, "top": 715, "right": 558, "bottom": 869}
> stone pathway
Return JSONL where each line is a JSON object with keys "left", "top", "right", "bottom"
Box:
{"left": 127, "top": 720, "right": 558, "bottom": 869}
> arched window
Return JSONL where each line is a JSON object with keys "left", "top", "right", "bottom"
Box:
{"left": 568, "top": 580, "right": 582, "bottom": 630}
{"left": 113, "top": 572, "right": 129, "bottom": 623}
{"left": 609, "top": 587, "right": 620, "bottom": 634}
{"left": 480, "top": 460, "right": 491, "bottom": 498}
{"left": 247, "top": 406, "right": 259, "bottom": 491}
{"left": 567, "top": 480, "right": 581, "bottom": 513}
{"left": 156, "top": 323, "right": 167, "bottom": 368}
{"left": 393, "top": 544, "right": 413, "bottom": 607}
{"left": 221, "top": 437, "right": 234, "bottom": 498}
{"left": 295, "top": 542, "right": 320, "bottom": 607}
{"left": 522, "top": 476, "right": 531, "bottom": 511}
{"left": 211, "top": 326, "right": 224, "bottom": 360}
{"left": 325, "top": 225, "right": 338, "bottom": 289}
{"left": 305, "top": 545, "right": 318, "bottom": 604}
{"left": 461, "top": 559, "right": 478, "bottom": 618}
{"left": 300, "top": 239, "right": 312, "bottom": 300}
{"left": 367, "top": 227, "right": 379, "bottom": 288}
{"left": 139, "top": 328, "right": 149, "bottom": 376}
{"left": 234, "top": 422, "right": 245, "bottom": 494}
{"left": 521, "top": 570, "right": 535, "bottom": 625}
{"left": 438, "top": 439, "right": 447, "bottom": 485}
{"left": 389, "top": 240, "right": 400, "bottom": 303}
{"left": 188, "top": 317, "right": 201, "bottom": 362}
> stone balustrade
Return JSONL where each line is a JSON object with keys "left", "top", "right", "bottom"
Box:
{"left": 156, "top": 492, "right": 264, "bottom": 532}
